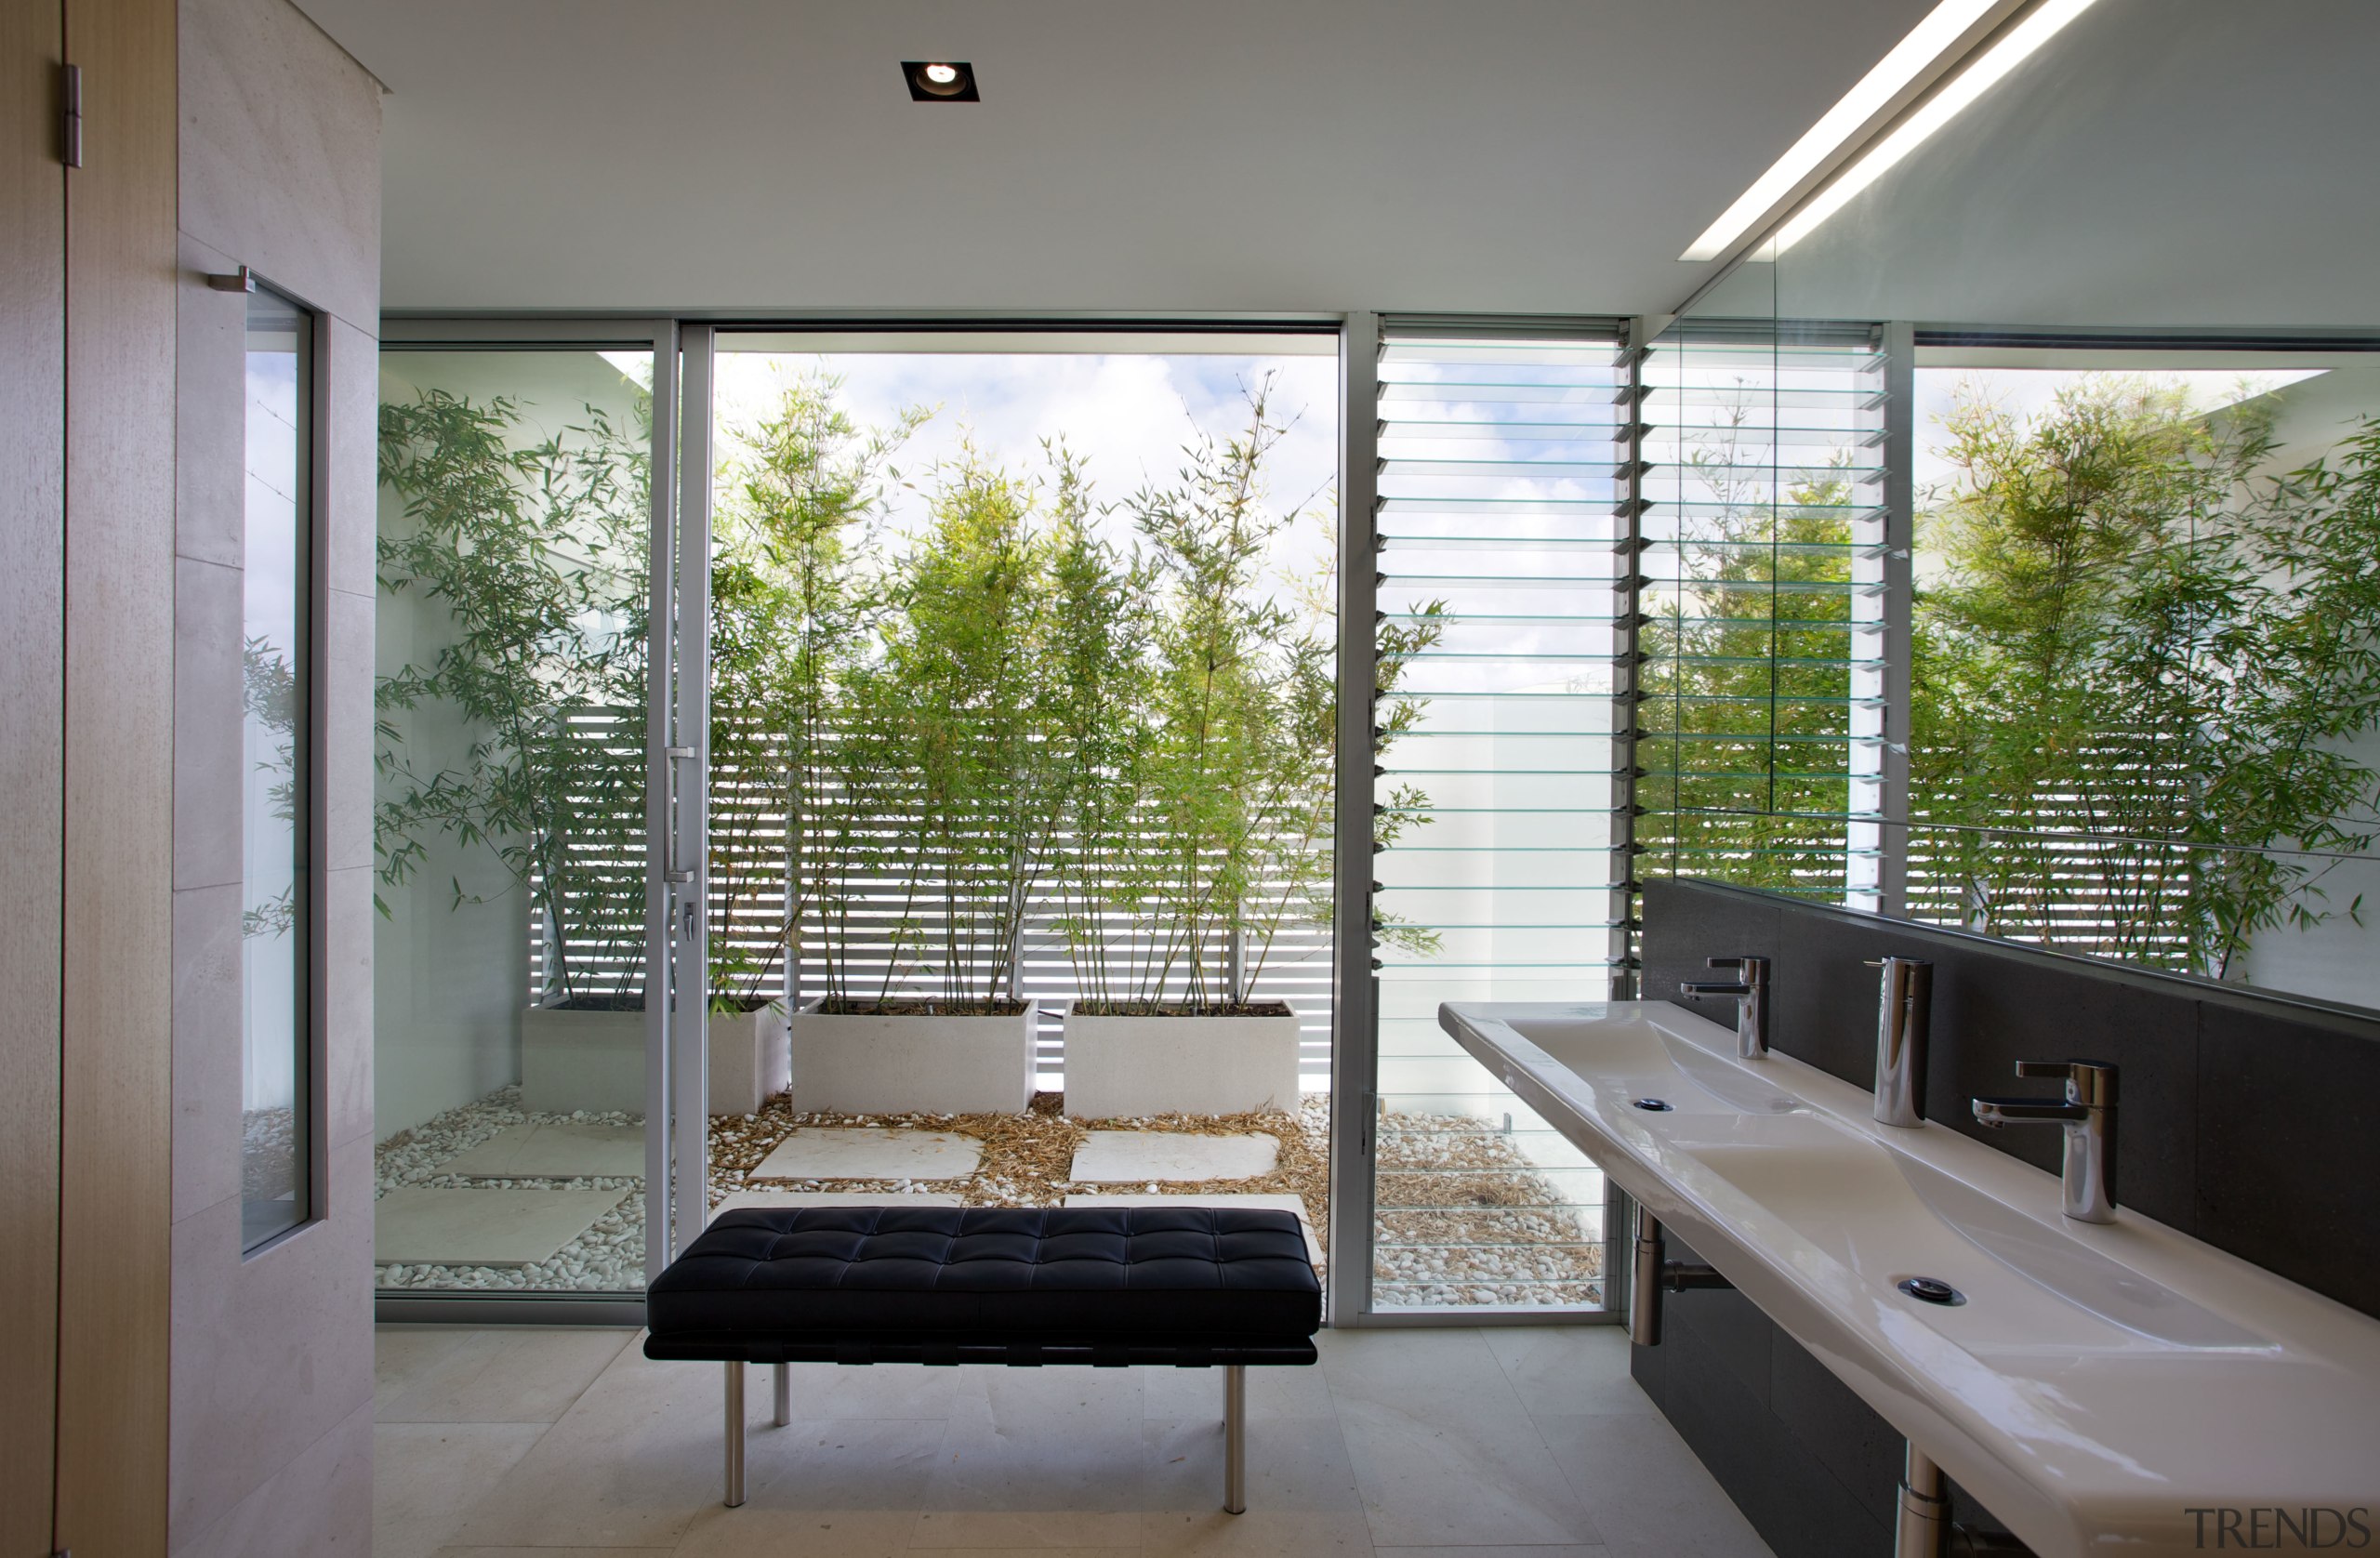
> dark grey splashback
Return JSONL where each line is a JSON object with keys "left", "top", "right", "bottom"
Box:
{"left": 1640, "top": 878, "right": 2380, "bottom": 1319}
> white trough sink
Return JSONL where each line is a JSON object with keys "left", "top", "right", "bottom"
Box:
{"left": 1440, "top": 999, "right": 2380, "bottom": 1557}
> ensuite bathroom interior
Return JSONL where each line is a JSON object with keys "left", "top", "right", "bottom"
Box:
{"left": 12, "top": 2, "right": 2380, "bottom": 1557}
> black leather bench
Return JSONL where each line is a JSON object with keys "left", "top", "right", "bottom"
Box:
{"left": 644, "top": 1204, "right": 1323, "bottom": 1512}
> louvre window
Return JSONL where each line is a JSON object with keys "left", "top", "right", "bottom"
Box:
{"left": 1368, "top": 319, "right": 1633, "bottom": 1311}
{"left": 1633, "top": 322, "right": 1891, "bottom": 911}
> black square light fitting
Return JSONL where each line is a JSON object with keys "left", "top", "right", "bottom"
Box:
{"left": 903, "top": 60, "right": 979, "bottom": 101}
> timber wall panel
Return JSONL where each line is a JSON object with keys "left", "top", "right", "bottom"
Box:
{"left": 0, "top": 0, "right": 67, "bottom": 1548}
{"left": 57, "top": 0, "right": 179, "bottom": 1550}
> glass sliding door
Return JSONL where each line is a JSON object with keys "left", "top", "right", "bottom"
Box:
{"left": 371, "top": 327, "right": 683, "bottom": 1304}
{"left": 691, "top": 327, "right": 1341, "bottom": 1267}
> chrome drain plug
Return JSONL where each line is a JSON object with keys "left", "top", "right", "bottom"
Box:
{"left": 1632, "top": 1098, "right": 1673, "bottom": 1112}
{"left": 1898, "top": 1276, "right": 1965, "bottom": 1306}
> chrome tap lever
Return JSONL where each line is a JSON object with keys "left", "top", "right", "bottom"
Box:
{"left": 1973, "top": 1060, "right": 2119, "bottom": 1223}
{"left": 1678, "top": 955, "right": 1769, "bottom": 1060}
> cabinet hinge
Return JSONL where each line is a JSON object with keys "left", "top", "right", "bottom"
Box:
{"left": 61, "top": 62, "right": 83, "bottom": 167}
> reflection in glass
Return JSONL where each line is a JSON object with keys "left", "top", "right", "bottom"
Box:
{"left": 1907, "top": 353, "right": 2380, "bottom": 995}
{"left": 242, "top": 285, "right": 311, "bottom": 1249}
{"left": 1635, "top": 321, "right": 1888, "bottom": 907}
{"left": 374, "top": 350, "right": 652, "bottom": 1295}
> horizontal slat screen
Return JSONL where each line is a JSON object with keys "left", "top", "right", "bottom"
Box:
{"left": 530, "top": 720, "right": 1335, "bottom": 1089}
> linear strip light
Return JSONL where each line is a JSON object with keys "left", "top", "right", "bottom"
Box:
{"left": 1678, "top": 0, "right": 2009, "bottom": 262}
{"left": 1768, "top": 0, "right": 2100, "bottom": 254}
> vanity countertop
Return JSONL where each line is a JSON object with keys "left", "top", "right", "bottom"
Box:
{"left": 1440, "top": 998, "right": 2380, "bottom": 1558}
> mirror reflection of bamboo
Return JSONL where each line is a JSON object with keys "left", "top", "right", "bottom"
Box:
{"left": 1911, "top": 384, "right": 2380, "bottom": 978}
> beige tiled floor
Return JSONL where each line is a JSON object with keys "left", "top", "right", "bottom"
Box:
{"left": 374, "top": 1323, "right": 1773, "bottom": 1558}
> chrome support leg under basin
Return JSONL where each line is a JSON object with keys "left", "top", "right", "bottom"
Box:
{"left": 1897, "top": 1442, "right": 1950, "bottom": 1557}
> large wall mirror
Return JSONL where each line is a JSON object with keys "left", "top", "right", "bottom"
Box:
{"left": 1637, "top": 0, "right": 2380, "bottom": 1014}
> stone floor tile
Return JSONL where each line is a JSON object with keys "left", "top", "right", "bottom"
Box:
{"left": 376, "top": 1327, "right": 635, "bottom": 1423}
{"left": 672, "top": 1416, "right": 947, "bottom": 1556}
{"left": 373, "top": 1422, "right": 548, "bottom": 1558}
{"left": 438, "top": 1119, "right": 646, "bottom": 1179}
{"left": 1334, "top": 1391, "right": 1602, "bottom": 1549}
{"left": 1144, "top": 1411, "right": 1362, "bottom": 1517}
{"left": 910, "top": 1365, "right": 1148, "bottom": 1548}
{"left": 750, "top": 1127, "right": 985, "bottom": 1182}
{"left": 1143, "top": 1359, "right": 1335, "bottom": 1422}
{"left": 1070, "top": 1130, "right": 1279, "bottom": 1182}
{"left": 1480, "top": 1325, "right": 1656, "bottom": 1420}
{"left": 373, "top": 1186, "right": 629, "bottom": 1268}
{"left": 1144, "top": 1507, "right": 1373, "bottom": 1557}
{"left": 1322, "top": 1331, "right": 1600, "bottom": 1549}
{"left": 442, "top": 1346, "right": 752, "bottom": 1549}
{"left": 711, "top": 1189, "right": 965, "bottom": 1222}
{"left": 1533, "top": 1412, "right": 1773, "bottom": 1557}
{"left": 374, "top": 1326, "right": 476, "bottom": 1406}
{"left": 1316, "top": 1327, "right": 1530, "bottom": 1414}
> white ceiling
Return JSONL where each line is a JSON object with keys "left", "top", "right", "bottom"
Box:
{"left": 300, "top": 0, "right": 2380, "bottom": 328}
{"left": 1751, "top": 0, "right": 2380, "bottom": 329}
{"left": 298, "top": 0, "right": 1935, "bottom": 316}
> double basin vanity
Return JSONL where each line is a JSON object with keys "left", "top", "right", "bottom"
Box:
{"left": 1438, "top": 992, "right": 2380, "bottom": 1556}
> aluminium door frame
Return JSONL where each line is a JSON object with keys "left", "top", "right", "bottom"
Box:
{"left": 373, "top": 316, "right": 689, "bottom": 1324}
{"left": 1340, "top": 312, "right": 1637, "bottom": 1329}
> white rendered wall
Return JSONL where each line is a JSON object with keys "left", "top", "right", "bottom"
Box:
{"left": 369, "top": 350, "right": 647, "bottom": 1139}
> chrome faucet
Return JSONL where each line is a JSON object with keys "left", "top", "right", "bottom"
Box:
{"left": 1972, "top": 1061, "right": 2120, "bottom": 1223}
{"left": 1867, "top": 957, "right": 1932, "bottom": 1129}
{"left": 1679, "top": 955, "right": 1769, "bottom": 1060}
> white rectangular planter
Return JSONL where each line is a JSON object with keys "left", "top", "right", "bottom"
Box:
{"left": 520, "top": 1000, "right": 790, "bottom": 1117}
{"left": 787, "top": 998, "right": 1037, "bottom": 1116}
{"left": 708, "top": 1002, "right": 794, "bottom": 1116}
{"left": 1062, "top": 1003, "right": 1302, "bottom": 1118}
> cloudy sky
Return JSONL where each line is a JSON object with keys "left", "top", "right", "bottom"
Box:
{"left": 709, "top": 344, "right": 1341, "bottom": 600}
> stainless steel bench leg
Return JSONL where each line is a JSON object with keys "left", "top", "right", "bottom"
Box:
{"left": 1223, "top": 1364, "right": 1247, "bottom": 1514}
{"left": 773, "top": 1362, "right": 791, "bottom": 1427}
{"left": 724, "top": 1362, "right": 745, "bottom": 1508}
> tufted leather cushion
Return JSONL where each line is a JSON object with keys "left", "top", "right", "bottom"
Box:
{"left": 644, "top": 1205, "right": 1320, "bottom": 1362}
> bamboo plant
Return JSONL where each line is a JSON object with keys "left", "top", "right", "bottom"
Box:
{"left": 1909, "top": 380, "right": 2380, "bottom": 977}
{"left": 375, "top": 387, "right": 650, "bottom": 1006}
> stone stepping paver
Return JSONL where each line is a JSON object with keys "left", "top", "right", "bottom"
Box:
{"left": 438, "top": 1120, "right": 644, "bottom": 1180}
{"left": 1068, "top": 1129, "right": 1278, "bottom": 1184}
{"left": 373, "top": 1187, "right": 627, "bottom": 1268}
{"left": 749, "top": 1127, "right": 983, "bottom": 1183}
{"left": 708, "top": 1190, "right": 964, "bottom": 1224}
{"left": 1063, "top": 1192, "right": 1323, "bottom": 1266}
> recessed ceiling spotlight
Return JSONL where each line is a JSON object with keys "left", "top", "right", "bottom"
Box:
{"left": 904, "top": 59, "right": 979, "bottom": 102}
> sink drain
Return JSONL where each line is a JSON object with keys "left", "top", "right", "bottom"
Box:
{"left": 1632, "top": 1097, "right": 1673, "bottom": 1112}
{"left": 1897, "top": 1276, "right": 1966, "bottom": 1306}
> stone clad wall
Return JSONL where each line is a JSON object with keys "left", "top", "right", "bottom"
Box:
{"left": 169, "top": 0, "right": 381, "bottom": 1550}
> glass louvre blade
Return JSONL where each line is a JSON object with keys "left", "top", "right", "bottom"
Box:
{"left": 1368, "top": 320, "right": 1630, "bottom": 1314}
{"left": 1635, "top": 323, "right": 1889, "bottom": 921}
